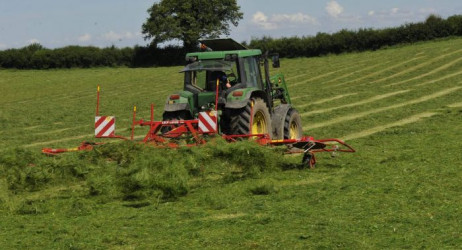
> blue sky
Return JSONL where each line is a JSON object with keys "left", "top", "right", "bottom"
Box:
{"left": 0, "top": 0, "right": 461, "bottom": 49}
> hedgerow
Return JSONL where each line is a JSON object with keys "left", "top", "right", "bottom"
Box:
{"left": 248, "top": 15, "right": 462, "bottom": 57}
{"left": 1, "top": 14, "right": 461, "bottom": 69}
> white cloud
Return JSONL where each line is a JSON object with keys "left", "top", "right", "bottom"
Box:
{"left": 102, "top": 31, "right": 138, "bottom": 41}
{"left": 28, "top": 38, "right": 40, "bottom": 44}
{"left": 78, "top": 33, "right": 92, "bottom": 42}
{"left": 252, "top": 11, "right": 318, "bottom": 30}
{"left": 0, "top": 43, "right": 7, "bottom": 49}
{"left": 272, "top": 13, "right": 317, "bottom": 24}
{"left": 252, "top": 11, "right": 277, "bottom": 30}
{"left": 326, "top": 1, "right": 344, "bottom": 18}
{"left": 363, "top": 7, "right": 423, "bottom": 28}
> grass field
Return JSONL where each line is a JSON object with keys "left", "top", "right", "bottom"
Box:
{"left": 1, "top": 38, "right": 461, "bottom": 248}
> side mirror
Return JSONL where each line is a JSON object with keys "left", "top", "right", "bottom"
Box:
{"left": 272, "top": 54, "right": 280, "bottom": 68}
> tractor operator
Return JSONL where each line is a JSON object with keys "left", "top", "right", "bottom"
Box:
{"left": 210, "top": 71, "right": 232, "bottom": 89}
{"left": 219, "top": 72, "right": 232, "bottom": 89}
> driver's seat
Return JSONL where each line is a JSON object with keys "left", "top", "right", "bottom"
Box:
{"left": 207, "top": 71, "right": 225, "bottom": 91}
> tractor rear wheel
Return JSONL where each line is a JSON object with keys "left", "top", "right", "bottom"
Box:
{"left": 284, "top": 109, "right": 303, "bottom": 139}
{"left": 229, "top": 98, "right": 272, "bottom": 138}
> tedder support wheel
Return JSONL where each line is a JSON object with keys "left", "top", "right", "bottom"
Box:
{"left": 284, "top": 108, "right": 303, "bottom": 139}
{"left": 229, "top": 98, "right": 272, "bottom": 138}
{"left": 302, "top": 152, "right": 316, "bottom": 169}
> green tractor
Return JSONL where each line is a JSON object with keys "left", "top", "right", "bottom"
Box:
{"left": 162, "top": 39, "right": 302, "bottom": 139}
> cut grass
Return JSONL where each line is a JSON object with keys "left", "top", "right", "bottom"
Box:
{"left": 0, "top": 38, "right": 461, "bottom": 248}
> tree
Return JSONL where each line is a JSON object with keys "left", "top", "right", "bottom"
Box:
{"left": 142, "top": 0, "right": 243, "bottom": 51}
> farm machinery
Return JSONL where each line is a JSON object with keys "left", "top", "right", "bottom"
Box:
{"left": 42, "top": 39, "right": 354, "bottom": 167}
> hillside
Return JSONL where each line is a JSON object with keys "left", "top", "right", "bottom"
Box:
{"left": 0, "top": 38, "right": 461, "bottom": 248}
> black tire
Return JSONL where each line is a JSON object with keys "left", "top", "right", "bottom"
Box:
{"left": 229, "top": 98, "right": 272, "bottom": 138}
{"left": 283, "top": 109, "right": 303, "bottom": 139}
{"left": 161, "top": 111, "right": 191, "bottom": 133}
{"left": 302, "top": 152, "right": 315, "bottom": 168}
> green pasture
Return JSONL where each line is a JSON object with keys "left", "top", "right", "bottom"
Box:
{"left": 0, "top": 38, "right": 461, "bottom": 248}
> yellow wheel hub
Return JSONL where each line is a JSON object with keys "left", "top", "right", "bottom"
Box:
{"left": 289, "top": 121, "right": 299, "bottom": 139}
{"left": 252, "top": 111, "right": 267, "bottom": 134}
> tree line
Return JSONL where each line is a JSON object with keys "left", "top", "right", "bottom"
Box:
{"left": 0, "top": 44, "right": 187, "bottom": 69}
{"left": 247, "top": 15, "right": 462, "bottom": 58}
{"left": 1, "top": 14, "right": 461, "bottom": 69}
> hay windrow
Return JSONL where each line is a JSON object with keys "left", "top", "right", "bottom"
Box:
{"left": 0, "top": 139, "right": 299, "bottom": 206}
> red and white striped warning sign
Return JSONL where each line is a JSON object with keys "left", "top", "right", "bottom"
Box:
{"left": 198, "top": 111, "right": 217, "bottom": 133}
{"left": 95, "top": 116, "right": 115, "bottom": 137}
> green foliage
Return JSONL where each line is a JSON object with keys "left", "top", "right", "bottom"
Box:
{"left": 132, "top": 45, "right": 186, "bottom": 67}
{"left": 142, "top": 0, "right": 243, "bottom": 49}
{"left": 249, "top": 14, "right": 462, "bottom": 57}
{"left": 0, "top": 45, "right": 134, "bottom": 69}
{"left": 0, "top": 44, "right": 188, "bottom": 69}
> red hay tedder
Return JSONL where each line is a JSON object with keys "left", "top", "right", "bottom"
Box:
{"left": 42, "top": 85, "right": 355, "bottom": 168}
{"left": 42, "top": 39, "right": 355, "bottom": 168}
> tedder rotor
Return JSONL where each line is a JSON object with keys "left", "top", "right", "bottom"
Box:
{"left": 42, "top": 39, "right": 355, "bottom": 168}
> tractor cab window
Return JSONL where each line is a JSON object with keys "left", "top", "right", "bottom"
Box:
{"left": 186, "top": 71, "right": 207, "bottom": 90}
{"left": 181, "top": 59, "right": 239, "bottom": 92}
{"left": 242, "top": 57, "right": 263, "bottom": 89}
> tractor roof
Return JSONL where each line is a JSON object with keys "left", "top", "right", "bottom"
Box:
{"left": 185, "top": 38, "right": 262, "bottom": 60}
{"left": 200, "top": 38, "right": 247, "bottom": 51}
{"left": 180, "top": 60, "right": 233, "bottom": 72}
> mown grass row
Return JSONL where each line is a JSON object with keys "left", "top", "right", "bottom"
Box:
{"left": 286, "top": 38, "right": 462, "bottom": 140}
{"left": 2, "top": 38, "right": 462, "bottom": 151}
{"left": 1, "top": 38, "right": 461, "bottom": 151}
{"left": 0, "top": 37, "right": 461, "bottom": 248}
{"left": 0, "top": 139, "right": 300, "bottom": 213}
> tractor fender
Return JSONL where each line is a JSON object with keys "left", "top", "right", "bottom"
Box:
{"left": 225, "top": 89, "right": 269, "bottom": 109}
{"left": 271, "top": 104, "right": 292, "bottom": 139}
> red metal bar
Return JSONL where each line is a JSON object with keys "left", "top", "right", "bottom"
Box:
{"left": 310, "top": 138, "right": 356, "bottom": 153}
{"left": 96, "top": 85, "right": 100, "bottom": 116}
{"left": 215, "top": 78, "right": 219, "bottom": 133}
{"left": 215, "top": 78, "right": 219, "bottom": 110}
{"left": 131, "top": 106, "right": 136, "bottom": 140}
{"left": 143, "top": 123, "right": 164, "bottom": 143}
{"left": 42, "top": 142, "right": 102, "bottom": 156}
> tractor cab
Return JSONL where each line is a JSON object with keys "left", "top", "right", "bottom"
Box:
{"left": 165, "top": 39, "right": 269, "bottom": 116}
{"left": 180, "top": 58, "right": 241, "bottom": 112}
{"left": 181, "top": 59, "right": 240, "bottom": 92}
